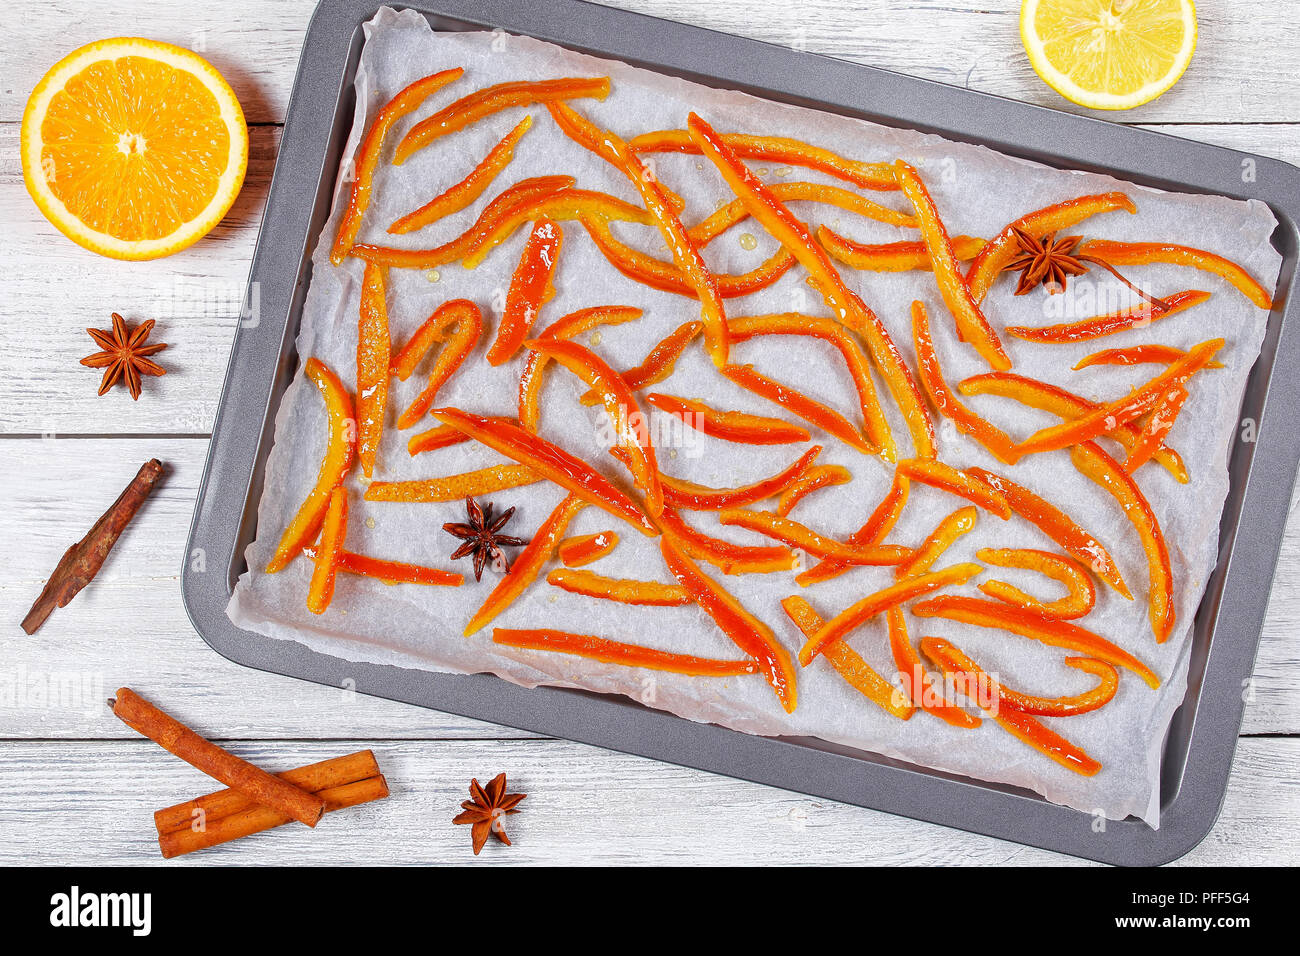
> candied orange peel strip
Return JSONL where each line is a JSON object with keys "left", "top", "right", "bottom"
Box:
{"left": 349, "top": 175, "right": 573, "bottom": 269}
{"left": 718, "top": 508, "right": 912, "bottom": 567}
{"left": 627, "top": 128, "right": 897, "bottom": 191}
{"left": 527, "top": 338, "right": 664, "bottom": 516}
{"left": 981, "top": 654, "right": 1118, "bottom": 718}
{"left": 919, "top": 636, "right": 1101, "bottom": 776}
{"left": 781, "top": 596, "right": 914, "bottom": 720}
{"left": 596, "top": 320, "right": 701, "bottom": 400}
{"left": 965, "top": 192, "right": 1137, "bottom": 302}
{"left": 1071, "top": 442, "right": 1174, "bottom": 643}
{"left": 462, "top": 188, "right": 658, "bottom": 270}
{"left": 365, "top": 463, "right": 542, "bottom": 503}
{"left": 895, "top": 160, "right": 1010, "bottom": 370}
{"left": 522, "top": 305, "right": 642, "bottom": 429}
{"left": 488, "top": 219, "right": 563, "bottom": 366}
{"left": 887, "top": 606, "right": 981, "bottom": 728}
{"left": 797, "top": 470, "right": 910, "bottom": 586}
{"left": 645, "top": 392, "right": 811, "bottom": 445}
{"left": 389, "top": 115, "right": 532, "bottom": 234}
{"left": 660, "top": 533, "right": 797, "bottom": 711}
{"left": 1073, "top": 344, "right": 1224, "bottom": 371}
{"left": 911, "top": 594, "right": 1159, "bottom": 688}
{"left": 1125, "top": 384, "right": 1190, "bottom": 474}
{"left": 465, "top": 493, "right": 586, "bottom": 636}
{"left": 911, "top": 300, "right": 1019, "bottom": 465}
{"left": 727, "top": 314, "right": 892, "bottom": 456}
{"left": 686, "top": 112, "right": 934, "bottom": 459}
{"left": 407, "top": 424, "right": 470, "bottom": 457}
{"left": 266, "top": 358, "right": 356, "bottom": 573}
{"left": 895, "top": 458, "right": 1010, "bottom": 519}
{"left": 776, "top": 464, "right": 851, "bottom": 517}
{"left": 798, "top": 563, "right": 983, "bottom": 666}
{"left": 1011, "top": 339, "right": 1223, "bottom": 458}
{"left": 1078, "top": 239, "right": 1274, "bottom": 310}
{"left": 689, "top": 181, "right": 917, "bottom": 247}
{"left": 976, "top": 547, "right": 1096, "bottom": 620}
{"left": 550, "top": 101, "right": 730, "bottom": 367}
{"left": 355, "top": 262, "right": 390, "bottom": 478}
{"left": 580, "top": 217, "right": 795, "bottom": 300}
{"left": 391, "top": 304, "right": 459, "bottom": 381}
{"left": 301, "top": 546, "right": 464, "bottom": 588}
{"left": 719, "top": 363, "right": 877, "bottom": 455}
{"left": 396, "top": 299, "right": 482, "bottom": 429}
{"left": 959, "top": 371, "right": 1188, "bottom": 482}
{"left": 306, "top": 487, "right": 348, "bottom": 615}
{"left": 819, "top": 228, "right": 985, "bottom": 272}
{"left": 330, "top": 67, "right": 463, "bottom": 264}
{"left": 656, "top": 506, "right": 796, "bottom": 575}
{"left": 557, "top": 531, "right": 619, "bottom": 568}
{"left": 1006, "top": 289, "right": 1210, "bottom": 344}
{"left": 431, "top": 409, "right": 656, "bottom": 535}
{"left": 645, "top": 445, "right": 822, "bottom": 512}
{"left": 545, "top": 568, "right": 689, "bottom": 607}
{"left": 894, "top": 506, "right": 978, "bottom": 579}
{"left": 966, "top": 466, "right": 1130, "bottom": 599}
{"left": 394, "top": 76, "right": 610, "bottom": 164}
{"left": 493, "top": 627, "right": 754, "bottom": 675}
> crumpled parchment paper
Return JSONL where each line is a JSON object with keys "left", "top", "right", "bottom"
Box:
{"left": 229, "top": 7, "right": 1282, "bottom": 826}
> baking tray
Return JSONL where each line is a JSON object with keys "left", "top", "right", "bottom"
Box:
{"left": 182, "top": 0, "right": 1300, "bottom": 864}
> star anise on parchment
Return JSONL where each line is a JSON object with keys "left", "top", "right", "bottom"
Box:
{"left": 442, "top": 497, "right": 527, "bottom": 581}
{"left": 1003, "top": 228, "right": 1090, "bottom": 296}
{"left": 80, "top": 313, "right": 168, "bottom": 400}
{"left": 1002, "top": 229, "right": 1170, "bottom": 312}
{"left": 453, "top": 773, "right": 526, "bottom": 855}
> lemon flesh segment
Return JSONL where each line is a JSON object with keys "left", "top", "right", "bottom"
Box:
{"left": 1021, "top": 0, "right": 1198, "bottom": 111}
{"left": 21, "top": 38, "right": 247, "bottom": 260}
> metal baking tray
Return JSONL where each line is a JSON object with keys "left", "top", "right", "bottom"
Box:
{"left": 182, "top": 0, "right": 1300, "bottom": 864}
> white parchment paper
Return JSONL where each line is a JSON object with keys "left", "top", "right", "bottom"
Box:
{"left": 229, "top": 7, "right": 1282, "bottom": 825}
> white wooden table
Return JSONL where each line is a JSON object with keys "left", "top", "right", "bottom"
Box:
{"left": 1, "top": 0, "right": 1295, "bottom": 866}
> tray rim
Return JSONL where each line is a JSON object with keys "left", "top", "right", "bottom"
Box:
{"left": 182, "top": 0, "right": 1300, "bottom": 865}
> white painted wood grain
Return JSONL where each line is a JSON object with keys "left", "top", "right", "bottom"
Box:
{"left": 0, "top": 0, "right": 1296, "bottom": 866}
{"left": 0, "top": 737, "right": 1291, "bottom": 865}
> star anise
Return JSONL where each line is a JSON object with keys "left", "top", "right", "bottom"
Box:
{"left": 1002, "top": 229, "right": 1170, "bottom": 312}
{"left": 443, "top": 497, "right": 527, "bottom": 581}
{"left": 453, "top": 772, "right": 526, "bottom": 855}
{"left": 80, "top": 313, "right": 168, "bottom": 400}
{"left": 1004, "top": 228, "right": 1090, "bottom": 296}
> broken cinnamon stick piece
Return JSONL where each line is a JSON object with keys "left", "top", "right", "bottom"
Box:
{"left": 21, "top": 458, "right": 164, "bottom": 635}
{"left": 154, "top": 749, "right": 382, "bottom": 835}
{"left": 157, "top": 770, "right": 389, "bottom": 859}
{"left": 110, "top": 687, "right": 326, "bottom": 828}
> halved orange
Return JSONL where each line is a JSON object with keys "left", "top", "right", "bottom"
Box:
{"left": 21, "top": 38, "right": 248, "bottom": 260}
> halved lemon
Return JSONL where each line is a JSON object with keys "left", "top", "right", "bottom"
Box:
{"left": 21, "top": 38, "right": 247, "bottom": 260}
{"left": 1021, "top": 0, "right": 1197, "bottom": 111}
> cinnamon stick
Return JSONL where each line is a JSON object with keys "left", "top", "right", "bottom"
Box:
{"left": 157, "top": 770, "right": 389, "bottom": 859}
{"left": 154, "top": 749, "right": 382, "bottom": 834}
{"left": 22, "top": 458, "right": 164, "bottom": 634}
{"left": 110, "top": 687, "right": 326, "bottom": 828}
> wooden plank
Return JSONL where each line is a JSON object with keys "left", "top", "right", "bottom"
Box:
{"left": 0, "top": 736, "right": 1290, "bottom": 865}
{"left": 0, "top": 1, "right": 1297, "bottom": 126}
{"left": 2, "top": 437, "right": 1295, "bottom": 736}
